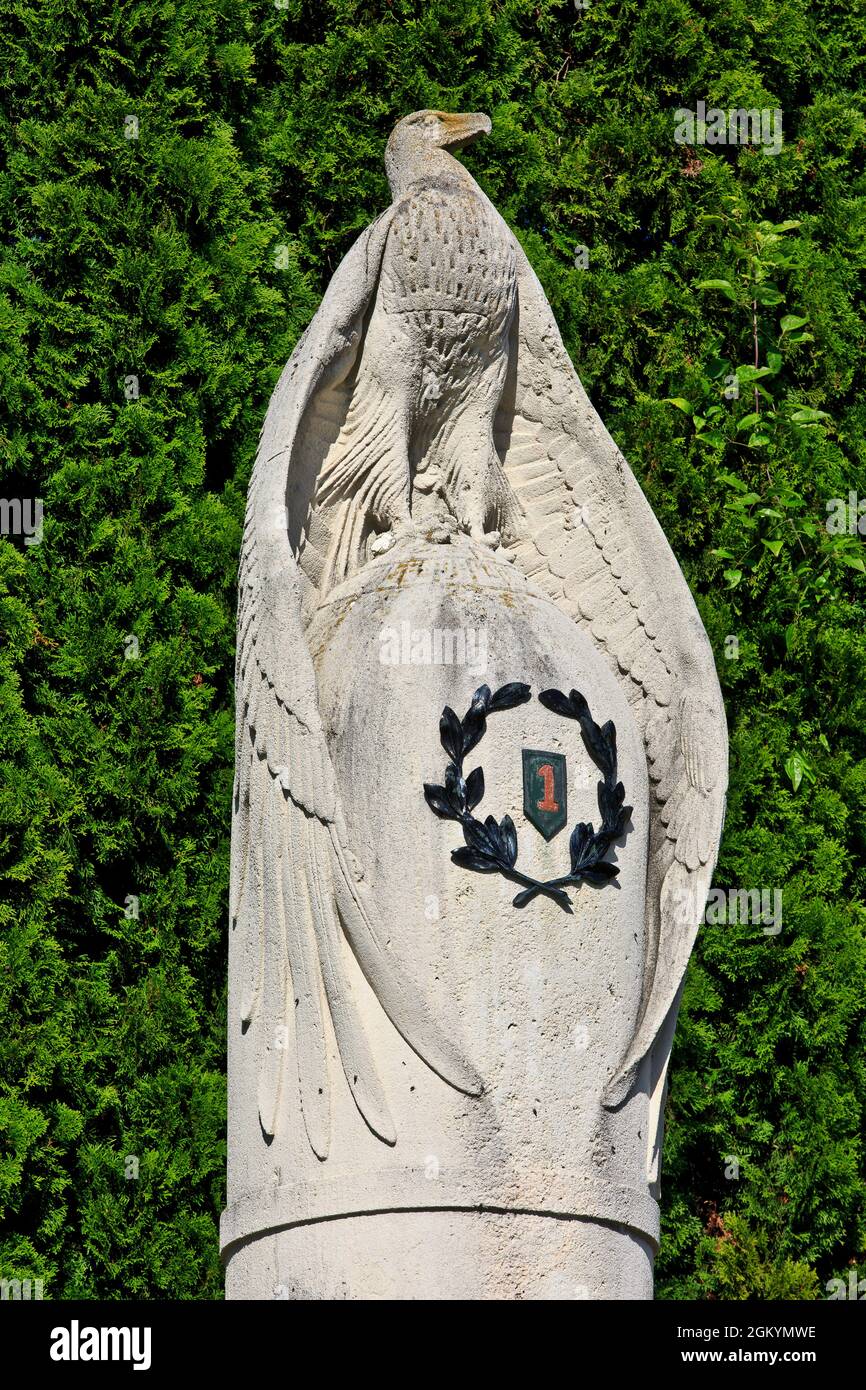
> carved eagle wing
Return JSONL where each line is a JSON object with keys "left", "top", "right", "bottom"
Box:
{"left": 232, "top": 214, "right": 482, "bottom": 1157}
{"left": 493, "top": 236, "right": 728, "bottom": 1109}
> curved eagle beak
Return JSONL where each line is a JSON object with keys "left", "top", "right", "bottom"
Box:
{"left": 438, "top": 111, "right": 492, "bottom": 150}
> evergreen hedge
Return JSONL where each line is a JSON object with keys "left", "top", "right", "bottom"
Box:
{"left": 1, "top": 0, "right": 864, "bottom": 1299}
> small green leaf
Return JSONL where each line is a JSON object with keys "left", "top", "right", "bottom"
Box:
{"left": 784, "top": 752, "right": 808, "bottom": 792}
{"left": 717, "top": 471, "right": 749, "bottom": 492}
{"left": 723, "top": 568, "right": 743, "bottom": 588}
{"left": 762, "top": 539, "right": 784, "bottom": 556}
{"left": 767, "top": 351, "right": 783, "bottom": 373}
{"left": 780, "top": 490, "right": 806, "bottom": 509}
{"left": 664, "top": 397, "right": 693, "bottom": 413}
{"left": 754, "top": 284, "right": 784, "bottom": 306}
{"left": 780, "top": 314, "right": 809, "bottom": 333}
{"left": 736, "top": 412, "right": 761, "bottom": 432}
{"left": 706, "top": 356, "right": 730, "bottom": 379}
{"left": 790, "top": 408, "right": 830, "bottom": 424}
{"left": 696, "top": 279, "right": 736, "bottom": 299}
{"left": 839, "top": 551, "right": 866, "bottom": 572}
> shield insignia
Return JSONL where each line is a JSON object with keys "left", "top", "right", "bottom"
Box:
{"left": 522, "top": 749, "right": 567, "bottom": 841}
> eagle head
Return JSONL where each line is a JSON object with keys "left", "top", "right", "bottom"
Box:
{"left": 385, "top": 110, "right": 491, "bottom": 192}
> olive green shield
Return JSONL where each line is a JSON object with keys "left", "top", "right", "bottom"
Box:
{"left": 522, "top": 749, "right": 567, "bottom": 840}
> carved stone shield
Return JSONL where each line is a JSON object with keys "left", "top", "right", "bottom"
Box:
{"left": 522, "top": 748, "right": 567, "bottom": 840}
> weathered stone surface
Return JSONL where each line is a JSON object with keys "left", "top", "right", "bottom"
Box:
{"left": 224, "top": 110, "right": 728, "bottom": 1300}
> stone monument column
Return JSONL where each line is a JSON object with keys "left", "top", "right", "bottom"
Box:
{"left": 221, "top": 111, "right": 727, "bottom": 1300}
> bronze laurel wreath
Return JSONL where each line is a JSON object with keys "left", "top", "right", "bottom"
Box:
{"left": 423, "top": 683, "right": 632, "bottom": 912}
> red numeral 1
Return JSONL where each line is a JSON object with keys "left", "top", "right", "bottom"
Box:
{"left": 536, "top": 763, "right": 559, "bottom": 813}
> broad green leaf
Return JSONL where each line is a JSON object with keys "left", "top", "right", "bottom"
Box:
{"left": 696, "top": 279, "right": 736, "bottom": 299}
{"left": 790, "top": 408, "right": 830, "bottom": 424}
{"left": 754, "top": 284, "right": 784, "bottom": 305}
{"left": 706, "top": 356, "right": 730, "bottom": 379}
{"left": 737, "top": 365, "right": 773, "bottom": 382}
{"left": 717, "top": 471, "right": 749, "bottom": 492}
{"left": 784, "top": 752, "right": 808, "bottom": 792}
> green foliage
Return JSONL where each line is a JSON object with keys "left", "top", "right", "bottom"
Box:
{"left": 690, "top": 1213, "right": 821, "bottom": 1300}
{"left": 665, "top": 209, "right": 864, "bottom": 605}
{"left": 1, "top": 0, "right": 864, "bottom": 1298}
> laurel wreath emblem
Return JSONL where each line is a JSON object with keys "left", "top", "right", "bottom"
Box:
{"left": 423, "top": 682, "right": 632, "bottom": 912}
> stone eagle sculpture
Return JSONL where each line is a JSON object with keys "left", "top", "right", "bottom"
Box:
{"left": 225, "top": 110, "right": 727, "bottom": 1300}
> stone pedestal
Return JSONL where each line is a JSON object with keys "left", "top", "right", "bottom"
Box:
{"left": 222, "top": 538, "right": 657, "bottom": 1299}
